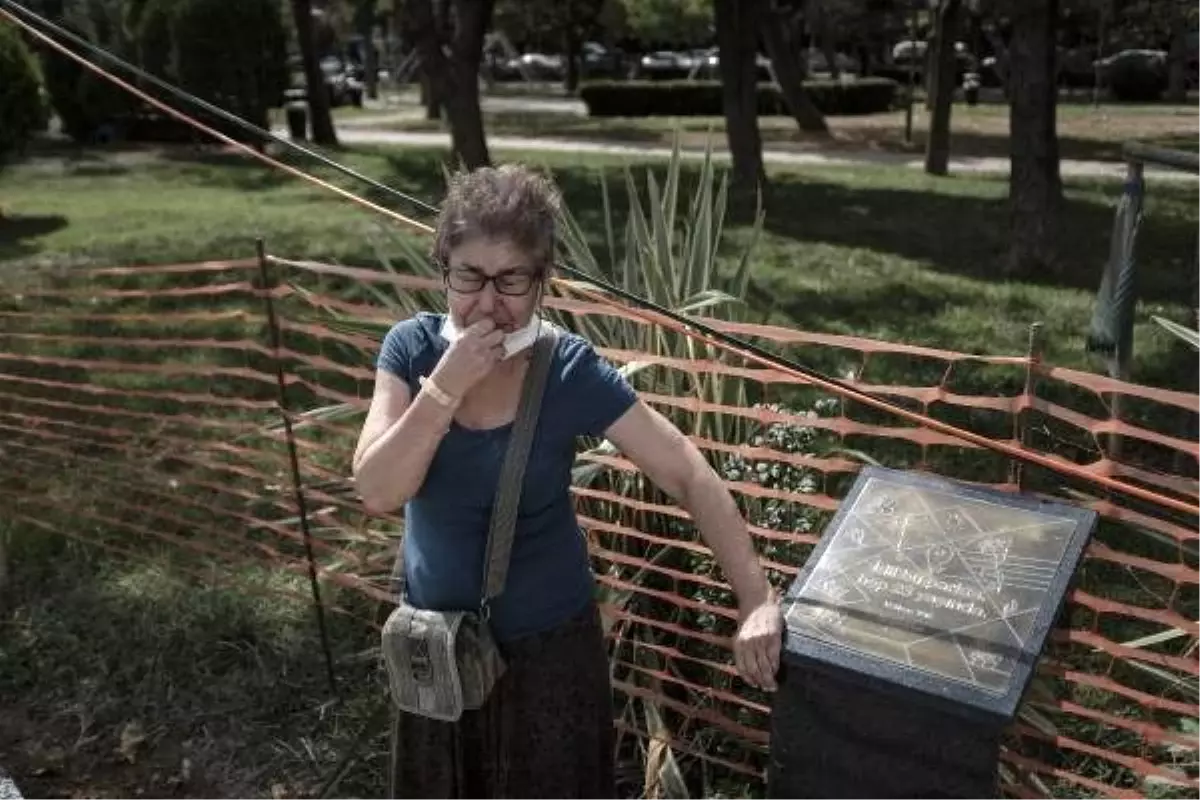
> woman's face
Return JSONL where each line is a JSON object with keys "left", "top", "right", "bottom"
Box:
{"left": 444, "top": 235, "right": 542, "bottom": 333}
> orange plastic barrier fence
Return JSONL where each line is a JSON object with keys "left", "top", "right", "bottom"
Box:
{"left": 1, "top": 255, "right": 1195, "bottom": 798}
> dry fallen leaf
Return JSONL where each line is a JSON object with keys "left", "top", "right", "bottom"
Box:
{"left": 116, "top": 721, "right": 146, "bottom": 764}
{"left": 28, "top": 744, "right": 66, "bottom": 776}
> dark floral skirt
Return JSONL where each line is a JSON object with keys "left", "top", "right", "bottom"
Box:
{"left": 388, "top": 603, "right": 616, "bottom": 799}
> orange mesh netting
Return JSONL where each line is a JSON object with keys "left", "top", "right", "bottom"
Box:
{"left": 3, "top": 7, "right": 1194, "bottom": 795}
{"left": 2, "top": 253, "right": 1194, "bottom": 798}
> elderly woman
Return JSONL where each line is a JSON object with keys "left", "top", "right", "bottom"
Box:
{"left": 353, "top": 164, "right": 782, "bottom": 799}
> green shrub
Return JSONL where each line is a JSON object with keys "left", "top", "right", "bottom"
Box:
{"left": 37, "top": 20, "right": 135, "bottom": 142}
{"left": 168, "top": 0, "right": 288, "bottom": 135}
{"left": 0, "top": 21, "right": 48, "bottom": 162}
{"left": 579, "top": 78, "right": 899, "bottom": 118}
{"left": 1100, "top": 50, "right": 1167, "bottom": 102}
{"left": 130, "top": 0, "right": 175, "bottom": 80}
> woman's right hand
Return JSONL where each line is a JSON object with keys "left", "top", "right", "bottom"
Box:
{"left": 428, "top": 318, "right": 506, "bottom": 400}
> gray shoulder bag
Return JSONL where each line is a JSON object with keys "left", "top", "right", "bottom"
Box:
{"left": 380, "top": 327, "right": 557, "bottom": 722}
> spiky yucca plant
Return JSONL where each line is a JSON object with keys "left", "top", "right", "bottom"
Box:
{"left": 275, "top": 139, "right": 768, "bottom": 796}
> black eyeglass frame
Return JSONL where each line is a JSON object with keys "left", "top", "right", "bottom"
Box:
{"left": 438, "top": 262, "right": 548, "bottom": 297}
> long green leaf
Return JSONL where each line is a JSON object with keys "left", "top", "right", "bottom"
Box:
{"left": 1152, "top": 314, "right": 1200, "bottom": 350}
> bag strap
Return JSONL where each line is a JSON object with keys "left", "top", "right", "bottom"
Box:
{"left": 479, "top": 325, "right": 558, "bottom": 611}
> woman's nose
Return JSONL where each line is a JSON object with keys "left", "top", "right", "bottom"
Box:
{"left": 474, "top": 282, "right": 497, "bottom": 312}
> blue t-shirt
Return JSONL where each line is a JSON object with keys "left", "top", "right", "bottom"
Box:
{"left": 375, "top": 312, "right": 638, "bottom": 642}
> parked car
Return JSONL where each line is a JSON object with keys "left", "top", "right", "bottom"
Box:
{"left": 320, "top": 56, "right": 364, "bottom": 107}
{"left": 635, "top": 48, "right": 772, "bottom": 82}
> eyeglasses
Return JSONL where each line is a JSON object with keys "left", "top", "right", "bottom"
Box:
{"left": 442, "top": 265, "right": 542, "bottom": 296}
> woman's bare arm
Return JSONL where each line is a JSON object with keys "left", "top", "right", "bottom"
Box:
{"left": 352, "top": 371, "right": 457, "bottom": 513}
{"left": 604, "top": 400, "right": 783, "bottom": 689}
{"left": 353, "top": 319, "right": 507, "bottom": 513}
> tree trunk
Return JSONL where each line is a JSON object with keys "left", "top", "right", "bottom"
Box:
{"left": 761, "top": 1, "right": 829, "bottom": 134}
{"left": 816, "top": 0, "right": 840, "bottom": 79}
{"left": 422, "top": 70, "right": 443, "bottom": 120}
{"left": 355, "top": 1, "right": 379, "bottom": 101}
{"left": 1007, "top": 0, "right": 1062, "bottom": 278}
{"left": 1165, "top": 2, "right": 1188, "bottom": 103}
{"left": 715, "top": 0, "right": 767, "bottom": 205}
{"left": 983, "top": 26, "right": 1011, "bottom": 93}
{"left": 924, "top": 0, "right": 962, "bottom": 175}
{"left": 563, "top": 1, "right": 580, "bottom": 93}
{"left": 410, "top": 0, "right": 493, "bottom": 169}
{"left": 291, "top": 0, "right": 338, "bottom": 146}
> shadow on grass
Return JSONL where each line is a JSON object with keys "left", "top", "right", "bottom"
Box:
{"left": 0, "top": 214, "right": 70, "bottom": 262}
{"left": 368, "top": 149, "right": 1196, "bottom": 317}
{"left": 757, "top": 175, "right": 1198, "bottom": 303}
{"left": 794, "top": 130, "right": 1200, "bottom": 163}
{"left": 0, "top": 531, "right": 388, "bottom": 800}
{"left": 155, "top": 148, "right": 296, "bottom": 193}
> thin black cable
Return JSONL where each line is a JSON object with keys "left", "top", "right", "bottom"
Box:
{"left": 0, "top": 3, "right": 861, "bottom": 416}
{"left": 7, "top": 0, "right": 1196, "bottom": 517}
{"left": 0, "top": 0, "right": 851, "bottom": 407}
{"left": 10, "top": 2, "right": 1199, "bottom": 784}
{"left": 0, "top": 0, "right": 439, "bottom": 218}
{"left": 0, "top": 1, "right": 868, "bottom": 407}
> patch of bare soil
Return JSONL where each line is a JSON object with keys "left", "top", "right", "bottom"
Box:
{"left": 0, "top": 702, "right": 231, "bottom": 799}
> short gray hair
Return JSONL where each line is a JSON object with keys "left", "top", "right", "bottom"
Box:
{"left": 432, "top": 164, "right": 562, "bottom": 274}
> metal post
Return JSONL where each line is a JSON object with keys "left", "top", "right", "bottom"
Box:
{"left": 1107, "top": 160, "right": 1143, "bottom": 466}
{"left": 255, "top": 239, "right": 339, "bottom": 698}
{"left": 1013, "top": 321, "right": 1043, "bottom": 491}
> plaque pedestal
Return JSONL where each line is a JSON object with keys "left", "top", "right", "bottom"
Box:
{"left": 767, "top": 466, "right": 1096, "bottom": 800}
{"left": 769, "top": 660, "right": 1003, "bottom": 798}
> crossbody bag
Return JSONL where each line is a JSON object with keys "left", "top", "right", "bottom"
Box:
{"left": 380, "top": 327, "right": 557, "bottom": 722}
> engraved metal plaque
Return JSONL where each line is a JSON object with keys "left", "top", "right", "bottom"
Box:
{"left": 782, "top": 466, "right": 1097, "bottom": 721}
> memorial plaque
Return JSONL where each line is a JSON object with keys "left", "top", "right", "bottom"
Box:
{"left": 782, "top": 465, "right": 1097, "bottom": 723}
{"left": 770, "top": 467, "right": 1097, "bottom": 797}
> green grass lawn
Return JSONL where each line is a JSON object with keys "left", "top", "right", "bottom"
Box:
{"left": 3, "top": 138, "right": 1196, "bottom": 389}
{"left": 2, "top": 140, "right": 1197, "bottom": 798}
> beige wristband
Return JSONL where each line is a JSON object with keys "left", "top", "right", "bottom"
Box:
{"left": 418, "top": 375, "right": 459, "bottom": 409}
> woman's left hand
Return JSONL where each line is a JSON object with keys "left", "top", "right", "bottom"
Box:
{"left": 733, "top": 598, "right": 784, "bottom": 691}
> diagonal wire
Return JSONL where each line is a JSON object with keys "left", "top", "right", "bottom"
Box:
{"left": 0, "top": 0, "right": 439, "bottom": 219}
{"left": 3, "top": 0, "right": 1196, "bottom": 519}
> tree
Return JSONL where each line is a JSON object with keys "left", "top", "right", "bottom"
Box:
{"left": 33, "top": 0, "right": 136, "bottom": 142}
{"left": 0, "top": 20, "right": 48, "bottom": 167}
{"left": 1007, "top": 0, "right": 1062, "bottom": 277}
{"left": 1163, "top": 0, "right": 1192, "bottom": 102}
{"left": 169, "top": 0, "right": 289, "bottom": 140}
{"left": 806, "top": 0, "right": 841, "bottom": 79}
{"left": 493, "top": 0, "right": 607, "bottom": 92}
{"left": 715, "top": 0, "right": 767, "bottom": 205}
{"left": 351, "top": 0, "right": 381, "bottom": 100}
{"left": 924, "top": 0, "right": 962, "bottom": 175}
{"left": 292, "top": 0, "right": 339, "bottom": 146}
{"left": 409, "top": 0, "right": 494, "bottom": 170}
{"left": 617, "top": 0, "right": 712, "bottom": 46}
{"left": 761, "top": 0, "right": 829, "bottom": 134}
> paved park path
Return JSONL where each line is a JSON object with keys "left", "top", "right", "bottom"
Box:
{"left": 280, "top": 114, "right": 1193, "bottom": 183}
{"left": 270, "top": 92, "right": 1198, "bottom": 182}
{"left": 296, "top": 124, "right": 1193, "bottom": 181}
